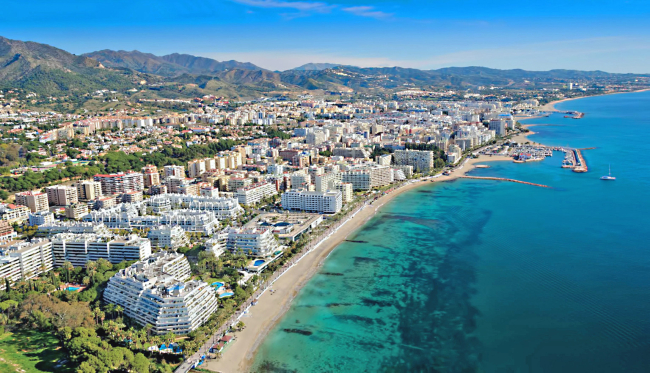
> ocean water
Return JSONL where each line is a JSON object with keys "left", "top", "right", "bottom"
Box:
{"left": 251, "top": 91, "right": 650, "bottom": 373}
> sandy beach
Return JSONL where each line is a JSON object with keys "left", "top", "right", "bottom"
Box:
{"left": 540, "top": 88, "right": 650, "bottom": 112}
{"left": 204, "top": 154, "right": 512, "bottom": 373}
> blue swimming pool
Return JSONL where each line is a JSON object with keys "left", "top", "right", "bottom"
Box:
{"left": 66, "top": 287, "right": 80, "bottom": 291}
{"left": 212, "top": 281, "right": 224, "bottom": 289}
{"left": 219, "top": 292, "right": 234, "bottom": 298}
{"left": 253, "top": 259, "right": 265, "bottom": 266}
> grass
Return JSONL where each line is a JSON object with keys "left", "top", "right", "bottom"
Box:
{"left": 0, "top": 329, "right": 72, "bottom": 373}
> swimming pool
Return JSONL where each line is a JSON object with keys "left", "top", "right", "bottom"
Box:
{"left": 219, "top": 292, "right": 234, "bottom": 298}
{"left": 66, "top": 287, "right": 80, "bottom": 291}
{"left": 211, "top": 281, "right": 224, "bottom": 289}
{"left": 253, "top": 259, "right": 265, "bottom": 266}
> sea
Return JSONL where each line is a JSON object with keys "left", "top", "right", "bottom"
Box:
{"left": 250, "top": 91, "right": 650, "bottom": 373}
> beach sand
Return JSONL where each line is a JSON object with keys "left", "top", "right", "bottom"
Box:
{"left": 540, "top": 88, "right": 650, "bottom": 112}
{"left": 204, "top": 154, "right": 512, "bottom": 373}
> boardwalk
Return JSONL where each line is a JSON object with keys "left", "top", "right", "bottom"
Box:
{"left": 460, "top": 176, "right": 552, "bottom": 188}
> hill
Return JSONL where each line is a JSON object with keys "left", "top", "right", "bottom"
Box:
{"left": 292, "top": 63, "right": 341, "bottom": 71}
{"left": 0, "top": 36, "right": 147, "bottom": 95}
{"left": 84, "top": 50, "right": 264, "bottom": 77}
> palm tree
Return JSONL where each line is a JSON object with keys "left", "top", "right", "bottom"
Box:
{"left": 114, "top": 305, "right": 124, "bottom": 318}
{"left": 104, "top": 303, "right": 115, "bottom": 318}
{"left": 82, "top": 276, "right": 90, "bottom": 287}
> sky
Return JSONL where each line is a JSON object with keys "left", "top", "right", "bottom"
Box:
{"left": 1, "top": 0, "right": 649, "bottom": 72}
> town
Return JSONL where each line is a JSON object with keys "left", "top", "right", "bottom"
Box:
{"left": 0, "top": 83, "right": 644, "bottom": 373}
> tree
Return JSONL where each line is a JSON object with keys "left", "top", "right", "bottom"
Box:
{"left": 131, "top": 352, "right": 150, "bottom": 373}
{"left": 63, "top": 261, "right": 74, "bottom": 283}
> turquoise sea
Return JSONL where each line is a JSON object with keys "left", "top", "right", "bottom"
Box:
{"left": 251, "top": 91, "right": 650, "bottom": 373}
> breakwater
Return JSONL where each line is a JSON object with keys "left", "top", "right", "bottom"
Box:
{"left": 460, "top": 176, "right": 552, "bottom": 188}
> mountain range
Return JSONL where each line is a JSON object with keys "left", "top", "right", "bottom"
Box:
{"left": 0, "top": 36, "right": 645, "bottom": 101}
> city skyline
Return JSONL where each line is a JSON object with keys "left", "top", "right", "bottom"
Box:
{"left": 1, "top": 0, "right": 649, "bottom": 72}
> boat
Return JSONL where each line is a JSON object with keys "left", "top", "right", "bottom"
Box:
{"left": 600, "top": 165, "right": 616, "bottom": 180}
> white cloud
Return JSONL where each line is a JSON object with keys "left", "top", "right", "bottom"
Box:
{"left": 231, "top": 0, "right": 335, "bottom": 13}
{"left": 342, "top": 6, "right": 392, "bottom": 19}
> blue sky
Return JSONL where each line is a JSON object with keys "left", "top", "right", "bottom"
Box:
{"left": 1, "top": 0, "right": 649, "bottom": 72}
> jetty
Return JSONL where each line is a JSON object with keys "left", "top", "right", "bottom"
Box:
{"left": 460, "top": 176, "right": 552, "bottom": 188}
{"left": 573, "top": 149, "right": 588, "bottom": 172}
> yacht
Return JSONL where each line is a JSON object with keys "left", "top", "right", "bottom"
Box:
{"left": 600, "top": 165, "right": 616, "bottom": 180}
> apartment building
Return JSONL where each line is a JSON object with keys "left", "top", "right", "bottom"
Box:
{"left": 74, "top": 180, "right": 103, "bottom": 201}
{"left": 37, "top": 221, "right": 111, "bottom": 237}
{"left": 142, "top": 165, "right": 160, "bottom": 188}
{"left": 65, "top": 203, "right": 89, "bottom": 220}
{"left": 0, "top": 221, "right": 17, "bottom": 243}
{"left": 15, "top": 191, "right": 49, "bottom": 213}
{"left": 340, "top": 165, "right": 393, "bottom": 191}
{"left": 148, "top": 226, "right": 189, "bottom": 249}
{"left": 51, "top": 233, "right": 152, "bottom": 267}
{"left": 94, "top": 172, "right": 144, "bottom": 195}
{"left": 46, "top": 185, "right": 79, "bottom": 206}
{"left": 393, "top": 149, "right": 435, "bottom": 173}
{"left": 0, "top": 239, "right": 53, "bottom": 290}
{"left": 281, "top": 190, "right": 342, "bottom": 214}
{"left": 28, "top": 211, "right": 55, "bottom": 227}
{"left": 314, "top": 172, "right": 342, "bottom": 193}
{"left": 333, "top": 181, "right": 353, "bottom": 203}
{"left": 226, "top": 227, "right": 279, "bottom": 257}
{"left": 0, "top": 204, "right": 30, "bottom": 224}
{"left": 235, "top": 182, "right": 277, "bottom": 206}
{"left": 164, "top": 165, "right": 185, "bottom": 178}
{"left": 104, "top": 252, "right": 218, "bottom": 335}
{"left": 146, "top": 194, "right": 242, "bottom": 219}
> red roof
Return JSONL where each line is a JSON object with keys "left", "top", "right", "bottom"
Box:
{"left": 220, "top": 335, "right": 233, "bottom": 342}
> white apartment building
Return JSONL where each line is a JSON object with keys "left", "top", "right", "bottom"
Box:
{"left": 46, "top": 185, "right": 78, "bottom": 206}
{"left": 0, "top": 204, "right": 30, "bottom": 224}
{"left": 333, "top": 181, "right": 353, "bottom": 203}
{"left": 290, "top": 172, "right": 312, "bottom": 189}
{"left": 51, "top": 233, "right": 152, "bottom": 267}
{"left": 204, "top": 230, "right": 229, "bottom": 258}
{"left": 28, "top": 211, "right": 55, "bottom": 226}
{"left": 74, "top": 180, "right": 103, "bottom": 201}
{"left": 15, "top": 191, "right": 49, "bottom": 213}
{"left": 235, "top": 182, "right": 277, "bottom": 206}
{"left": 164, "top": 165, "right": 185, "bottom": 178}
{"left": 281, "top": 190, "right": 342, "bottom": 214}
{"left": 393, "top": 149, "right": 435, "bottom": 173}
{"left": 0, "top": 239, "right": 53, "bottom": 290}
{"left": 37, "top": 221, "right": 111, "bottom": 236}
{"left": 104, "top": 252, "right": 218, "bottom": 335}
{"left": 341, "top": 165, "right": 393, "bottom": 191}
{"left": 148, "top": 226, "right": 189, "bottom": 249}
{"left": 226, "top": 227, "right": 279, "bottom": 257}
{"left": 94, "top": 172, "right": 144, "bottom": 195}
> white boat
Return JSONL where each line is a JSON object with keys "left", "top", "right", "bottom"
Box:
{"left": 600, "top": 165, "right": 616, "bottom": 180}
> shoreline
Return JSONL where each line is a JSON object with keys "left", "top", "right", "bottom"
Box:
{"left": 540, "top": 88, "right": 650, "bottom": 112}
{"left": 204, "top": 154, "right": 512, "bottom": 373}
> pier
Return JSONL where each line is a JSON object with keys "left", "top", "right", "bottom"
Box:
{"left": 460, "top": 176, "right": 552, "bottom": 188}
{"left": 573, "top": 149, "right": 588, "bottom": 172}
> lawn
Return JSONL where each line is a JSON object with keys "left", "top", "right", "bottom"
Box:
{"left": 0, "top": 329, "right": 72, "bottom": 373}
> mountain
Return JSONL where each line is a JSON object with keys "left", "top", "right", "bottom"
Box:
{"left": 83, "top": 50, "right": 264, "bottom": 77}
{"left": 292, "top": 63, "right": 341, "bottom": 71}
{"left": 0, "top": 36, "right": 141, "bottom": 95}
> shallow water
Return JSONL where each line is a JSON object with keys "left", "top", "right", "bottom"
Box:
{"left": 252, "top": 91, "right": 650, "bottom": 373}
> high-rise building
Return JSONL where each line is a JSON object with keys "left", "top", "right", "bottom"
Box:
{"left": 46, "top": 185, "right": 78, "bottom": 206}
{"left": 164, "top": 165, "right": 185, "bottom": 178}
{"left": 142, "top": 165, "right": 160, "bottom": 188}
{"left": 226, "top": 227, "right": 279, "bottom": 257}
{"left": 0, "top": 239, "right": 53, "bottom": 290}
{"left": 94, "top": 172, "right": 144, "bottom": 195}
{"left": 393, "top": 150, "right": 435, "bottom": 173}
{"left": 51, "top": 233, "right": 152, "bottom": 267}
{"left": 74, "top": 180, "right": 103, "bottom": 201}
{"left": 104, "top": 252, "right": 218, "bottom": 335}
{"left": 281, "top": 190, "right": 342, "bottom": 214}
{"left": 15, "top": 191, "right": 49, "bottom": 213}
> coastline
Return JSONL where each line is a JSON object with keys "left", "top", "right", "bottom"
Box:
{"left": 540, "top": 88, "right": 650, "bottom": 112}
{"left": 204, "top": 154, "right": 512, "bottom": 373}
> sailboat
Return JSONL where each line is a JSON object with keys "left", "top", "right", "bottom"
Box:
{"left": 600, "top": 165, "right": 616, "bottom": 180}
